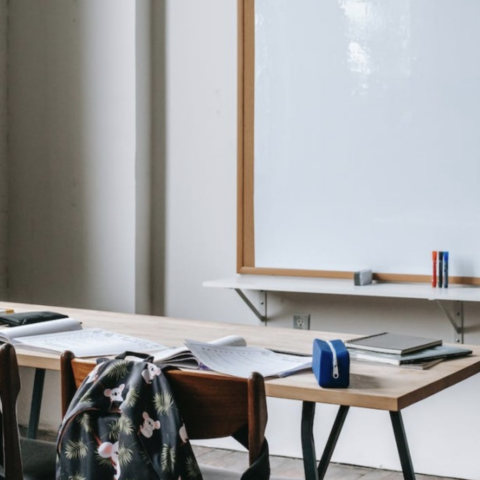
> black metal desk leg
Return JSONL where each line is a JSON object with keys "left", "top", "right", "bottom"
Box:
{"left": 317, "top": 405, "right": 350, "bottom": 479}
{"left": 27, "top": 368, "right": 45, "bottom": 439}
{"left": 390, "top": 411, "right": 416, "bottom": 480}
{"left": 301, "top": 401, "right": 319, "bottom": 480}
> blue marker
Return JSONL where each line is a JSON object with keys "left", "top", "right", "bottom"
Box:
{"left": 438, "top": 252, "right": 443, "bottom": 288}
{"left": 443, "top": 252, "right": 449, "bottom": 288}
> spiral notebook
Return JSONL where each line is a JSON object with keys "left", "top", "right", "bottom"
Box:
{"left": 345, "top": 332, "right": 442, "bottom": 355}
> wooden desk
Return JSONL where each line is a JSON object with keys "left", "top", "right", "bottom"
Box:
{"left": 5, "top": 302, "right": 480, "bottom": 479}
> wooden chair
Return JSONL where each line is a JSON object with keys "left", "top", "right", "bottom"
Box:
{"left": 61, "top": 351, "right": 285, "bottom": 480}
{"left": 0, "top": 343, "right": 56, "bottom": 480}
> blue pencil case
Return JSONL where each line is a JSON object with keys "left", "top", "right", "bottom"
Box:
{"left": 312, "top": 339, "right": 350, "bottom": 388}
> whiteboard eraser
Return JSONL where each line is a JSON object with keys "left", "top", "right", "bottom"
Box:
{"left": 354, "top": 269, "right": 373, "bottom": 286}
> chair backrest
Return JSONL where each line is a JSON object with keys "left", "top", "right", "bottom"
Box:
{"left": 0, "top": 343, "right": 24, "bottom": 480}
{"left": 60, "top": 351, "right": 268, "bottom": 466}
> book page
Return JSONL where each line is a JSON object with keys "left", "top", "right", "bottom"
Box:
{"left": 0, "top": 318, "right": 82, "bottom": 342}
{"left": 153, "top": 335, "right": 247, "bottom": 364}
{"left": 14, "top": 328, "right": 166, "bottom": 357}
{"left": 185, "top": 340, "right": 312, "bottom": 378}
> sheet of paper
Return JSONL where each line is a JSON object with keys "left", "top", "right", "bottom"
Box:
{"left": 14, "top": 328, "right": 166, "bottom": 357}
{"left": 0, "top": 317, "right": 82, "bottom": 341}
{"left": 185, "top": 340, "right": 312, "bottom": 378}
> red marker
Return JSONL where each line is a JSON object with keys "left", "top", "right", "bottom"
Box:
{"left": 432, "top": 251, "right": 437, "bottom": 287}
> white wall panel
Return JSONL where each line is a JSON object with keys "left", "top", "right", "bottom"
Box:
{"left": 7, "top": 0, "right": 137, "bottom": 311}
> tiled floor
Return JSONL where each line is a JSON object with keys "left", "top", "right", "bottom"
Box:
{"left": 192, "top": 446, "right": 460, "bottom": 480}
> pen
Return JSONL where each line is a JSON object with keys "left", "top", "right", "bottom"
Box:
{"left": 432, "top": 251, "right": 437, "bottom": 288}
{"left": 271, "top": 349, "right": 311, "bottom": 357}
{"left": 443, "top": 252, "right": 449, "bottom": 288}
{"left": 438, "top": 251, "right": 443, "bottom": 288}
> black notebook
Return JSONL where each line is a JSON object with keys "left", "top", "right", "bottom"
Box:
{"left": 0, "top": 311, "right": 68, "bottom": 327}
{"left": 345, "top": 332, "right": 442, "bottom": 355}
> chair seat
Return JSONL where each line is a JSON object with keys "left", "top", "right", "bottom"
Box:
{"left": 19, "top": 438, "right": 57, "bottom": 480}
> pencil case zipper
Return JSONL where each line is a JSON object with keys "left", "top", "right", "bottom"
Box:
{"left": 326, "top": 340, "right": 339, "bottom": 379}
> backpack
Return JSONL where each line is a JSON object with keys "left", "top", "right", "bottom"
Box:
{"left": 56, "top": 354, "right": 203, "bottom": 480}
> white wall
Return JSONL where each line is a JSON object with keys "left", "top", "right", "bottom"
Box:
{"left": 7, "top": 0, "right": 141, "bottom": 313}
{"left": 5, "top": 1, "right": 480, "bottom": 478}
{"left": 0, "top": 0, "right": 7, "bottom": 300}
{"left": 159, "top": 1, "right": 480, "bottom": 479}
{"left": 162, "top": 0, "right": 240, "bottom": 321}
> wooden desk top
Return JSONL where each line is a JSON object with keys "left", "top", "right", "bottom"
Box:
{"left": 5, "top": 302, "right": 480, "bottom": 412}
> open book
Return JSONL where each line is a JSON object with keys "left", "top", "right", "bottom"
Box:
{"left": 152, "top": 335, "right": 246, "bottom": 368}
{"left": 0, "top": 318, "right": 165, "bottom": 357}
{"left": 153, "top": 335, "right": 313, "bottom": 379}
{"left": 1, "top": 319, "right": 312, "bottom": 377}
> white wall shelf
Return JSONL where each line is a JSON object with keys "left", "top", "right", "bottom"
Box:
{"left": 203, "top": 275, "right": 480, "bottom": 343}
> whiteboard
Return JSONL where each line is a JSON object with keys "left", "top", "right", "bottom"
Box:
{"left": 249, "top": 0, "right": 480, "bottom": 280}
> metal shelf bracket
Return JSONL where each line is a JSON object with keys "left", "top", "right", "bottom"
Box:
{"left": 232, "top": 286, "right": 465, "bottom": 336}
{"left": 435, "top": 300, "right": 464, "bottom": 343}
{"left": 234, "top": 289, "right": 267, "bottom": 322}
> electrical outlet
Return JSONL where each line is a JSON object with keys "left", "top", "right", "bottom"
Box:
{"left": 293, "top": 313, "right": 310, "bottom": 330}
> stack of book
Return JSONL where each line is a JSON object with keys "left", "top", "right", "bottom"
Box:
{"left": 345, "top": 332, "right": 472, "bottom": 370}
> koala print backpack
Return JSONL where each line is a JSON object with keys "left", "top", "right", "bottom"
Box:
{"left": 56, "top": 353, "right": 203, "bottom": 480}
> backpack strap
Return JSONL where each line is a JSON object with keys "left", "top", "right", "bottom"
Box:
{"left": 115, "top": 351, "right": 154, "bottom": 362}
{"left": 240, "top": 440, "right": 270, "bottom": 480}
{"left": 233, "top": 426, "right": 271, "bottom": 480}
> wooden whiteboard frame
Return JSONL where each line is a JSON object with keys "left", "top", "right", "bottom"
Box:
{"left": 236, "top": 0, "right": 479, "bottom": 286}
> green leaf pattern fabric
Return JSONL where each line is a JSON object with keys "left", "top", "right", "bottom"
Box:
{"left": 56, "top": 359, "right": 203, "bottom": 480}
